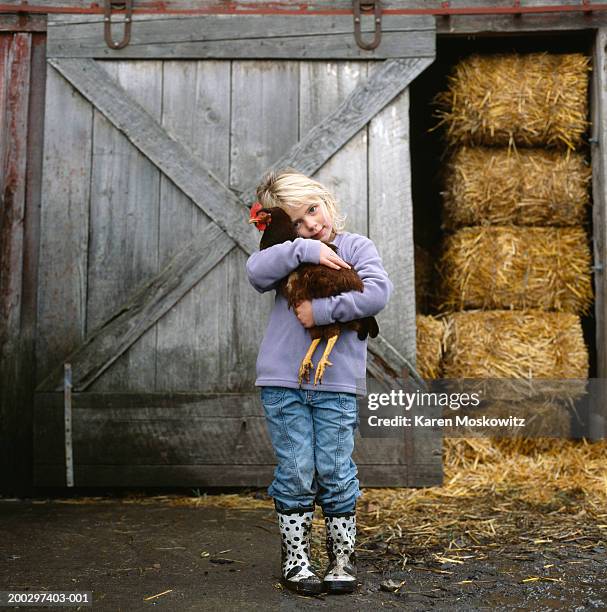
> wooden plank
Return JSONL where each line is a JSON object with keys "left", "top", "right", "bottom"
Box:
{"left": 48, "top": 57, "right": 258, "bottom": 256}
{"left": 3, "top": 0, "right": 607, "bottom": 11}
{"left": 240, "top": 57, "right": 435, "bottom": 206}
{"left": 0, "top": 32, "right": 29, "bottom": 342}
{"left": 46, "top": 14, "right": 434, "bottom": 59}
{"left": 35, "top": 225, "right": 233, "bottom": 392}
{"left": 0, "top": 13, "right": 46, "bottom": 31}
{"left": 230, "top": 59, "right": 301, "bottom": 390}
{"left": 33, "top": 462, "right": 441, "bottom": 488}
{"left": 367, "top": 73, "right": 442, "bottom": 487}
{"left": 300, "top": 61, "right": 369, "bottom": 236}
{"left": 230, "top": 60, "right": 299, "bottom": 193}
{"left": 155, "top": 60, "right": 236, "bottom": 391}
{"left": 87, "top": 61, "right": 162, "bottom": 392}
{"left": 591, "top": 28, "right": 607, "bottom": 441}
{"left": 369, "top": 334, "right": 426, "bottom": 389}
{"left": 22, "top": 33, "right": 46, "bottom": 345}
{"left": 369, "top": 84, "right": 416, "bottom": 367}
{"left": 0, "top": 32, "right": 32, "bottom": 495}
{"left": 33, "top": 392, "right": 409, "bottom": 466}
{"left": 11, "top": 11, "right": 607, "bottom": 34}
{"left": 46, "top": 12, "right": 434, "bottom": 36}
{"left": 36, "top": 60, "right": 92, "bottom": 384}
{"left": 0, "top": 36, "right": 8, "bottom": 170}
{"left": 434, "top": 13, "right": 607, "bottom": 33}
{"left": 47, "top": 32, "right": 433, "bottom": 61}
{"left": 7, "top": 33, "right": 46, "bottom": 497}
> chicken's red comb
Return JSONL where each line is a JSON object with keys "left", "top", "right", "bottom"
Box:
{"left": 250, "top": 202, "right": 263, "bottom": 218}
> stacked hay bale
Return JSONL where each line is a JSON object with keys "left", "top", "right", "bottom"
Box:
{"left": 416, "top": 314, "right": 445, "bottom": 380}
{"left": 428, "top": 52, "right": 593, "bottom": 438}
{"left": 432, "top": 53, "right": 590, "bottom": 150}
{"left": 439, "top": 224, "right": 592, "bottom": 313}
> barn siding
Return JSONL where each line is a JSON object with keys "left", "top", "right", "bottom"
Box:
{"left": 45, "top": 14, "right": 435, "bottom": 59}
{"left": 155, "top": 61, "right": 233, "bottom": 392}
{"left": 369, "top": 77, "right": 416, "bottom": 365}
{"left": 87, "top": 61, "right": 162, "bottom": 392}
{"left": 0, "top": 30, "right": 46, "bottom": 496}
{"left": 2, "top": 8, "right": 444, "bottom": 490}
{"left": 32, "top": 390, "right": 440, "bottom": 487}
{"left": 15, "top": 10, "right": 441, "bottom": 488}
{"left": 36, "top": 64, "right": 92, "bottom": 383}
{"left": 301, "top": 61, "right": 369, "bottom": 236}
{"left": 31, "top": 56, "right": 432, "bottom": 485}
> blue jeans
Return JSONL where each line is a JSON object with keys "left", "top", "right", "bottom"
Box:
{"left": 260, "top": 386, "right": 362, "bottom": 516}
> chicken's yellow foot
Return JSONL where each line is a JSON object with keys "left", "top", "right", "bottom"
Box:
{"left": 298, "top": 338, "right": 321, "bottom": 386}
{"left": 314, "top": 334, "right": 339, "bottom": 386}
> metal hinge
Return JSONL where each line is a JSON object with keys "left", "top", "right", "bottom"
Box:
{"left": 353, "top": 0, "right": 382, "bottom": 51}
{"left": 104, "top": 0, "right": 133, "bottom": 50}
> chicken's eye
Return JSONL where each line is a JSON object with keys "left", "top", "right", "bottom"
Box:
{"left": 308, "top": 206, "right": 317, "bottom": 214}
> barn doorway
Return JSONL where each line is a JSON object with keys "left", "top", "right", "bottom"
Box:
{"left": 409, "top": 30, "right": 597, "bottom": 438}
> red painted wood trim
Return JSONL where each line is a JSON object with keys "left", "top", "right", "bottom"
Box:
{"left": 0, "top": 13, "right": 46, "bottom": 29}
{"left": 22, "top": 32, "right": 45, "bottom": 335}
{"left": 0, "top": 2, "right": 606, "bottom": 15}
{"left": 0, "top": 32, "right": 31, "bottom": 344}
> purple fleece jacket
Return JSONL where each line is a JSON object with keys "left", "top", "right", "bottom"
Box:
{"left": 245, "top": 231, "right": 394, "bottom": 396}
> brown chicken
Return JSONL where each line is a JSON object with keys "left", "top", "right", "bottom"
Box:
{"left": 249, "top": 203, "right": 379, "bottom": 386}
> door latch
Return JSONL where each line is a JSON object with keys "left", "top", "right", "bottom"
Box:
{"left": 104, "top": 0, "right": 133, "bottom": 50}
{"left": 353, "top": 0, "right": 382, "bottom": 51}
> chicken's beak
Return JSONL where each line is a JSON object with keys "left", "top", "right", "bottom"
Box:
{"left": 248, "top": 218, "right": 261, "bottom": 224}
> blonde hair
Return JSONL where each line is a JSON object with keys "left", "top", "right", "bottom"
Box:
{"left": 255, "top": 168, "right": 347, "bottom": 232}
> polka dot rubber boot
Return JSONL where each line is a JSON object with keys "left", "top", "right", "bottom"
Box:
{"left": 323, "top": 514, "right": 357, "bottom": 594}
{"left": 277, "top": 510, "right": 323, "bottom": 595}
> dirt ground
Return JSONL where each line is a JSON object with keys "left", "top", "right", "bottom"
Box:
{"left": 1, "top": 495, "right": 606, "bottom": 611}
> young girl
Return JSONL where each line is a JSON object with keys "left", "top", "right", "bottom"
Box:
{"left": 246, "top": 169, "right": 393, "bottom": 595}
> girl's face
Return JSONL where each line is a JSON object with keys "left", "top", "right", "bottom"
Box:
{"left": 288, "top": 201, "right": 334, "bottom": 243}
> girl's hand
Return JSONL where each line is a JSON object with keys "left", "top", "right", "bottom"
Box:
{"left": 295, "top": 300, "right": 315, "bottom": 328}
{"left": 318, "top": 243, "right": 351, "bottom": 270}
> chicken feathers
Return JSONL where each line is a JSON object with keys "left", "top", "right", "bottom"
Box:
{"left": 249, "top": 203, "right": 379, "bottom": 384}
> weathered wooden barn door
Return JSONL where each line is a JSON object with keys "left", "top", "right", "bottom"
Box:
{"left": 34, "top": 13, "right": 439, "bottom": 487}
